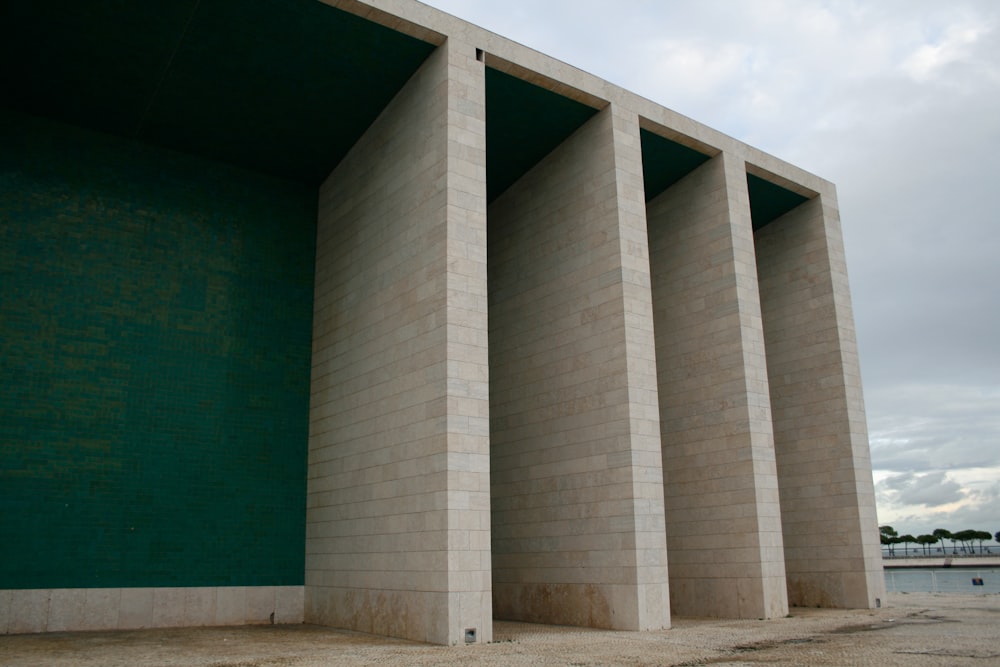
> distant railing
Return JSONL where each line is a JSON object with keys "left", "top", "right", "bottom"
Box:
{"left": 882, "top": 546, "right": 999, "bottom": 558}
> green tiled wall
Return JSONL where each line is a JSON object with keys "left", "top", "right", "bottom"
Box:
{"left": 0, "top": 110, "right": 315, "bottom": 588}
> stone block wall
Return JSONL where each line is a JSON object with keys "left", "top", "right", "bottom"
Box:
{"left": 488, "top": 105, "right": 670, "bottom": 631}
{"left": 306, "top": 40, "right": 491, "bottom": 645}
{"left": 753, "top": 194, "right": 885, "bottom": 608}
{"left": 647, "top": 153, "right": 788, "bottom": 619}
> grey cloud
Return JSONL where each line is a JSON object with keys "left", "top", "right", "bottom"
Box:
{"left": 877, "top": 471, "right": 965, "bottom": 508}
{"left": 867, "top": 384, "right": 1000, "bottom": 473}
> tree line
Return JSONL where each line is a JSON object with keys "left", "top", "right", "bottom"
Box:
{"left": 880, "top": 526, "right": 1000, "bottom": 557}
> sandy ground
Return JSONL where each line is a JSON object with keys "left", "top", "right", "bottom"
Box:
{"left": 2, "top": 592, "right": 998, "bottom": 666}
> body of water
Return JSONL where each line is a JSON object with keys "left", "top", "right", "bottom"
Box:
{"left": 884, "top": 567, "right": 1000, "bottom": 594}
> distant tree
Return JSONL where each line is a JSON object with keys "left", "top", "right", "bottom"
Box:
{"left": 953, "top": 529, "right": 978, "bottom": 554}
{"left": 880, "top": 526, "right": 899, "bottom": 556}
{"left": 974, "top": 530, "right": 992, "bottom": 555}
{"left": 898, "top": 534, "right": 917, "bottom": 557}
{"left": 916, "top": 534, "right": 938, "bottom": 556}
{"left": 933, "top": 528, "right": 954, "bottom": 553}
{"left": 996, "top": 530, "right": 1000, "bottom": 545}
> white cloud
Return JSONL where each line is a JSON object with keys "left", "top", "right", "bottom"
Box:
{"left": 640, "top": 39, "right": 751, "bottom": 98}
{"left": 901, "top": 21, "right": 991, "bottom": 82}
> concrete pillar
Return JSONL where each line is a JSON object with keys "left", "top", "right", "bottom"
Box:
{"left": 753, "top": 190, "right": 885, "bottom": 609}
{"left": 306, "top": 39, "right": 491, "bottom": 645}
{"left": 488, "top": 104, "right": 670, "bottom": 630}
{"left": 647, "top": 152, "right": 788, "bottom": 619}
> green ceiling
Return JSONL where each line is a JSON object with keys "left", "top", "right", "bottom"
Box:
{"left": 0, "top": 0, "right": 436, "bottom": 185}
{"left": 640, "top": 128, "right": 809, "bottom": 229}
{"left": 2, "top": 1, "right": 812, "bottom": 221}
{"left": 485, "top": 67, "right": 599, "bottom": 203}
{"left": 746, "top": 174, "right": 809, "bottom": 229}
{"left": 639, "top": 129, "right": 712, "bottom": 203}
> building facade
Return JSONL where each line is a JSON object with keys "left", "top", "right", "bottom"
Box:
{"left": 0, "top": 0, "right": 884, "bottom": 645}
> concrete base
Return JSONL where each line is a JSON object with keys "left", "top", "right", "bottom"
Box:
{"left": 0, "top": 586, "right": 303, "bottom": 635}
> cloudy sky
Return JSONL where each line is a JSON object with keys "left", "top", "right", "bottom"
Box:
{"left": 424, "top": 0, "right": 1000, "bottom": 538}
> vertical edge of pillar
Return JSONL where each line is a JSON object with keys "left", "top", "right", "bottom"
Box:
{"left": 443, "top": 38, "right": 493, "bottom": 644}
{"left": 754, "top": 185, "right": 885, "bottom": 609}
{"left": 608, "top": 104, "right": 671, "bottom": 631}
{"left": 821, "top": 191, "right": 885, "bottom": 608}
{"left": 648, "top": 151, "right": 788, "bottom": 620}
{"left": 723, "top": 155, "right": 790, "bottom": 620}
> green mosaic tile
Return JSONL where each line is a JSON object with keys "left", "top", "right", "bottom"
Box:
{"left": 0, "top": 110, "right": 315, "bottom": 588}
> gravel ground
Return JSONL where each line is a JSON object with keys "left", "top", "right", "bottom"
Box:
{"left": 2, "top": 592, "right": 998, "bottom": 666}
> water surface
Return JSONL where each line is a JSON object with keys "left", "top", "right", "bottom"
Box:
{"left": 884, "top": 567, "right": 1000, "bottom": 594}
